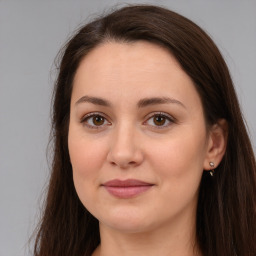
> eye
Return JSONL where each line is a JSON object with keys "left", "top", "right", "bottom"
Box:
{"left": 81, "top": 113, "right": 111, "bottom": 129}
{"left": 144, "top": 112, "right": 174, "bottom": 128}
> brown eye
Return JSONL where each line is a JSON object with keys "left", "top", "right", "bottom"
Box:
{"left": 145, "top": 112, "right": 174, "bottom": 129}
{"left": 153, "top": 115, "right": 166, "bottom": 126}
{"left": 92, "top": 115, "right": 105, "bottom": 126}
{"left": 81, "top": 113, "right": 110, "bottom": 129}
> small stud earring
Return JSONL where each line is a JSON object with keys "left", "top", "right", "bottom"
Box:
{"left": 209, "top": 162, "right": 215, "bottom": 176}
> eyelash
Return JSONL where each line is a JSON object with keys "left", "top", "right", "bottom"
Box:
{"left": 80, "top": 112, "right": 111, "bottom": 130}
{"left": 80, "top": 112, "right": 175, "bottom": 130}
{"left": 144, "top": 112, "right": 175, "bottom": 129}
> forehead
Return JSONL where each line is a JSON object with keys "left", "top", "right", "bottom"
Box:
{"left": 71, "top": 41, "right": 201, "bottom": 111}
{"left": 73, "top": 41, "right": 182, "bottom": 85}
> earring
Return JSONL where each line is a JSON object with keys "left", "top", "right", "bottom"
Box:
{"left": 209, "top": 162, "right": 215, "bottom": 176}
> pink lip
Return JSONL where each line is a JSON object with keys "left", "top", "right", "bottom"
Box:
{"left": 102, "top": 179, "right": 154, "bottom": 199}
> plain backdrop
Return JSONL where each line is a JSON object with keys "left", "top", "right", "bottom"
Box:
{"left": 0, "top": 0, "right": 255, "bottom": 255}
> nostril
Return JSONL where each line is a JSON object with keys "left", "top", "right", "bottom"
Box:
{"left": 109, "top": 160, "right": 138, "bottom": 169}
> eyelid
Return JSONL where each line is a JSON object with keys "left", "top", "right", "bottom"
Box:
{"left": 80, "top": 111, "right": 176, "bottom": 130}
{"left": 80, "top": 112, "right": 111, "bottom": 129}
{"left": 143, "top": 111, "right": 176, "bottom": 128}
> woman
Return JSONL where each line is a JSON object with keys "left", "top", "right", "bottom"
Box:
{"left": 34, "top": 5, "right": 256, "bottom": 256}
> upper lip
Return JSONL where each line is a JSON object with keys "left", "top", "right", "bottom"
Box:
{"left": 102, "top": 179, "right": 153, "bottom": 187}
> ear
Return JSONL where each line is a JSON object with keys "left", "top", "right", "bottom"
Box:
{"left": 203, "top": 119, "right": 228, "bottom": 170}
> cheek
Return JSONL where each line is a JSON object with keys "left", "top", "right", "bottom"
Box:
{"left": 68, "top": 130, "right": 108, "bottom": 202}
{"left": 68, "top": 123, "right": 108, "bottom": 172}
{"left": 69, "top": 142, "right": 102, "bottom": 173}
{"left": 144, "top": 132, "right": 207, "bottom": 217}
{"left": 147, "top": 127, "right": 207, "bottom": 184}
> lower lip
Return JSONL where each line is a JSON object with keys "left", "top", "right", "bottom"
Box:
{"left": 103, "top": 185, "right": 153, "bottom": 199}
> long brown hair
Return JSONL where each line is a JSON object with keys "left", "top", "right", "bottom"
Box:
{"left": 34, "top": 5, "right": 256, "bottom": 256}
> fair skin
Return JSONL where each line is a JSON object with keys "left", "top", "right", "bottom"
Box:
{"left": 68, "top": 41, "right": 227, "bottom": 256}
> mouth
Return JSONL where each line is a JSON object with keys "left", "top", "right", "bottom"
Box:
{"left": 101, "top": 179, "right": 154, "bottom": 199}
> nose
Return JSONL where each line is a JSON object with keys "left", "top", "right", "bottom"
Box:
{"left": 107, "top": 124, "right": 144, "bottom": 169}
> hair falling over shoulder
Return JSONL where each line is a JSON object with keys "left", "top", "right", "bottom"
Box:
{"left": 33, "top": 5, "right": 256, "bottom": 256}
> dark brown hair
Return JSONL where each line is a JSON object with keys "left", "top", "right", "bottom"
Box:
{"left": 34, "top": 5, "right": 256, "bottom": 256}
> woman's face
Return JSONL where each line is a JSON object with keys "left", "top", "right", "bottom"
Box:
{"left": 68, "top": 41, "right": 212, "bottom": 233}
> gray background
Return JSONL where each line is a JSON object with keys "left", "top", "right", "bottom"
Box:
{"left": 0, "top": 0, "right": 255, "bottom": 255}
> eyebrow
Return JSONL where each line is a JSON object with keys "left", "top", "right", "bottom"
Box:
{"left": 137, "top": 97, "right": 186, "bottom": 109}
{"left": 75, "top": 95, "right": 111, "bottom": 107}
{"left": 75, "top": 95, "right": 185, "bottom": 109}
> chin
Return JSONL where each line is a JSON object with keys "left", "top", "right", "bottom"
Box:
{"left": 102, "top": 219, "right": 153, "bottom": 234}
{"left": 98, "top": 207, "right": 157, "bottom": 234}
